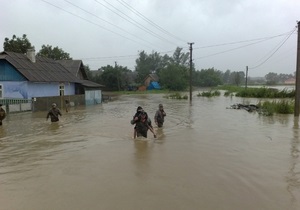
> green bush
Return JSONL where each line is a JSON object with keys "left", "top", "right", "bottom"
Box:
{"left": 257, "top": 100, "right": 294, "bottom": 115}
{"left": 197, "top": 90, "right": 221, "bottom": 97}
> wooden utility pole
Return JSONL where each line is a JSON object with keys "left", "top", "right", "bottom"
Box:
{"left": 188, "top": 42, "right": 194, "bottom": 102}
{"left": 294, "top": 21, "right": 300, "bottom": 116}
{"left": 245, "top": 66, "right": 248, "bottom": 90}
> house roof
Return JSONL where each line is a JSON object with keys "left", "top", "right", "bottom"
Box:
{"left": 0, "top": 51, "right": 80, "bottom": 83}
{"left": 56, "top": 60, "right": 87, "bottom": 79}
{"left": 56, "top": 60, "right": 104, "bottom": 88}
{"left": 80, "top": 79, "right": 104, "bottom": 88}
{"left": 144, "top": 73, "right": 159, "bottom": 82}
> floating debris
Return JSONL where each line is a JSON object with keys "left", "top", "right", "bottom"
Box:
{"left": 227, "top": 103, "right": 259, "bottom": 112}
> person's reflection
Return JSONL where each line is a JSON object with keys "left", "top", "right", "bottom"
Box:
{"left": 154, "top": 128, "right": 166, "bottom": 143}
{"left": 133, "top": 140, "right": 152, "bottom": 178}
{"left": 286, "top": 117, "right": 300, "bottom": 205}
{"left": 47, "top": 122, "right": 60, "bottom": 132}
{"left": 0, "top": 126, "right": 7, "bottom": 139}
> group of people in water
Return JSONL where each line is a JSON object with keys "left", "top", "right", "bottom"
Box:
{"left": 46, "top": 102, "right": 166, "bottom": 139}
{"left": 0, "top": 101, "right": 167, "bottom": 140}
{"left": 1, "top": 101, "right": 166, "bottom": 140}
{"left": 131, "top": 104, "right": 166, "bottom": 139}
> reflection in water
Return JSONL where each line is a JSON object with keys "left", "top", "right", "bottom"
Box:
{"left": 0, "top": 94, "right": 300, "bottom": 210}
{"left": 286, "top": 117, "right": 300, "bottom": 205}
{"left": 133, "top": 139, "right": 152, "bottom": 178}
{"left": 155, "top": 128, "right": 165, "bottom": 142}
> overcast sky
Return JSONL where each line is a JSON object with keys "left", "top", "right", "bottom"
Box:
{"left": 0, "top": 0, "right": 299, "bottom": 77}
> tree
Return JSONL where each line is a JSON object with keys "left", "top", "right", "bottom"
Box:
{"left": 229, "top": 71, "right": 245, "bottom": 86}
{"left": 193, "top": 68, "right": 223, "bottom": 87}
{"left": 100, "top": 65, "right": 130, "bottom": 90}
{"left": 223, "top": 70, "right": 231, "bottom": 84}
{"left": 265, "top": 72, "right": 279, "bottom": 85}
{"left": 170, "top": 47, "right": 189, "bottom": 67}
{"left": 134, "top": 47, "right": 190, "bottom": 88}
{"left": 135, "top": 51, "right": 152, "bottom": 83}
{"left": 3, "top": 34, "right": 33, "bottom": 53}
{"left": 159, "top": 64, "right": 189, "bottom": 91}
{"left": 37, "top": 44, "right": 72, "bottom": 60}
{"left": 84, "top": 65, "right": 92, "bottom": 80}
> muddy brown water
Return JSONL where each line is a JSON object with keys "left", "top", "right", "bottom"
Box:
{"left": 0, "top": 93, "right": 299, "bottom": 210}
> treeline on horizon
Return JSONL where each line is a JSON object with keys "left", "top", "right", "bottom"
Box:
{"left": 3, "top": 34, "right": 294, "bottom": 92}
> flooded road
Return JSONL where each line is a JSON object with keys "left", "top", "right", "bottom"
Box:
{"left": 0, "top": 93, "right": 299, "bottom": 210}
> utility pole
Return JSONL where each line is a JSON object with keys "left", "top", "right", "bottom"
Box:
{"left": 245, "top": 66, "right": 248, "bottom": 90}
{"left": 188, "top": 42, "right": 194, "bottom": 102}
{"left": 294, "top": 21, "right": 300, "bottom": 116}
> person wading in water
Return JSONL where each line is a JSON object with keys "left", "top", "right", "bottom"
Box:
{"left": 132, "top": 106, "right": 143, "bottom": 139}
{"left": 131, "top": 110, "right": 156, "bottom": 138}
{"left": 154, "top": 104, "right": 166, "bottom": 128}
{"left": 0, "top": 104, "right": 6, "bottom": 126}
{"left": 46, "top": 103, "right": 62, "bottom": 122}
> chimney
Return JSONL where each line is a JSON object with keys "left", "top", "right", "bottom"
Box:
{"left": 26, "top": 48, "right": 36, "bottom": 63}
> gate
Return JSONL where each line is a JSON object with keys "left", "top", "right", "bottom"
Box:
{"left": 85, "top": 90, "right": 102, "bottom": 105}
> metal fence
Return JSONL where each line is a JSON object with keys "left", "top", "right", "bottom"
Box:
{"left": 0, "top": 98, "right": 32, "bottom": 113}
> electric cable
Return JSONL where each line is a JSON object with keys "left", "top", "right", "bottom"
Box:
{"left": 115, "top": 0, "right": 187, "bottom": 43}
{"left": 94, "top": 0, "right": 179, "bottom": 46}
{"left": 249, "top": 27, "right": 296, "bottom": 69}
{"left": 41, "top": 0, "right": 156, "bottom": 50}
{"left": 63, "top": 0, "right": 163, "bottom": 50}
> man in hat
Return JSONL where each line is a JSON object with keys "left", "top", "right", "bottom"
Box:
{"left": 46, "top": 103, "right": 62, "bottom": 122}
{"left": 0, "top": 104, "right": 6, "bottom": 126}
{"left": 154, "top": 104, "right": 166, "bottom": 128}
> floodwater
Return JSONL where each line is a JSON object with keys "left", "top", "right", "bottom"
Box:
{"left": 0, "top": 93, "right": 299, "bottom": 210}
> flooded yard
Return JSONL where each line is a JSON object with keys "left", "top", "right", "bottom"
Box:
{"left": 0, "top": 93, "right": 299, "bottom": 210}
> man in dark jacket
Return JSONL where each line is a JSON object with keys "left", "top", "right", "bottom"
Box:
{"left": 131, "top": 110, "right": 156, "bottom": 138}
{"left": 46, "top": 103, "right": 62, "bottom": 122}
{"left": 154, "top": 104, "right": 166, "bottom": 128}
{"left": 0, "top": 104, "right": 6, "bottom": 126}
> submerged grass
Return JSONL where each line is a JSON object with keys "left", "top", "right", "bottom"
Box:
{"left": 164, "top": 92, "right": 188, "bottom": 100}
{"left": 257, "top": 100, "right": 294, "bottom": 116}
{"left": 197, "top": 90, "right": 221, "bottom": 97}
{"left": 217, "top": 85, "right": 294, "bottom": 98}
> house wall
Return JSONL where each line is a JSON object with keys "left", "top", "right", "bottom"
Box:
{"left": 0, "top": 81, "right": 75, "bottom": 99}
{"left": 1, "top": 81, "right": 29, "bottom": 98}
{"left": 28, "top": 82, "right": 75, "bottom": 98}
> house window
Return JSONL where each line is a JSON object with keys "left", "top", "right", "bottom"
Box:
{"left": 0, "top": 85, "right": 2, "bottom": 98}
{"left": 59, "top": 84, "right": 65, "bottom": 96}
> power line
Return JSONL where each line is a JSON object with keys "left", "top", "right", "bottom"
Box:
{"left": 63, "top": 0, "right": 162, "bottom": 50}
{"left": 194, "top": 38, "right": 272, "bottom": 60}
{"left": 193, "top": 30, "right": 295, "bottom": 50}
{"left": 41, "top": 0, "right": 156, "bottom": 50}
{"left": 249, "top": 28, "right": 296, "bottom": 69}
{"left": 80, "top": 30, "right": 296, "bottom": 63}
{"left": 94, "top": 0, "right": 179, "bottom": 46}
{"left": 115, "top": 0, "right": 187, "bottom": 44}
{"left": 79, "top": 48, "right": 178, "bottom": 61}
{"left": 193, "top": 29, "right": 296, "bottom": 60}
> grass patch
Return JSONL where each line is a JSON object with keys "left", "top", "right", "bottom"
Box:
{"left": 257, "top": 100, "right": 294, "bottom": 116}
{"left": 197, "top": 90, "right": 221, "bottom": 97}
{"left": 217, "top": 85, "right": 294, "bottom": 98}
{"left": 164, "top": 92, "right": 188, "bottom": 99}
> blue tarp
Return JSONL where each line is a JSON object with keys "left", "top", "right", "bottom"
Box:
{"left": 147, "top": 81, "right": 161, "bottom": 90}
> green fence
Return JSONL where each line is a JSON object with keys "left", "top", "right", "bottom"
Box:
{"left": 0, "top": 98, "right": 32, "bottom": 113}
